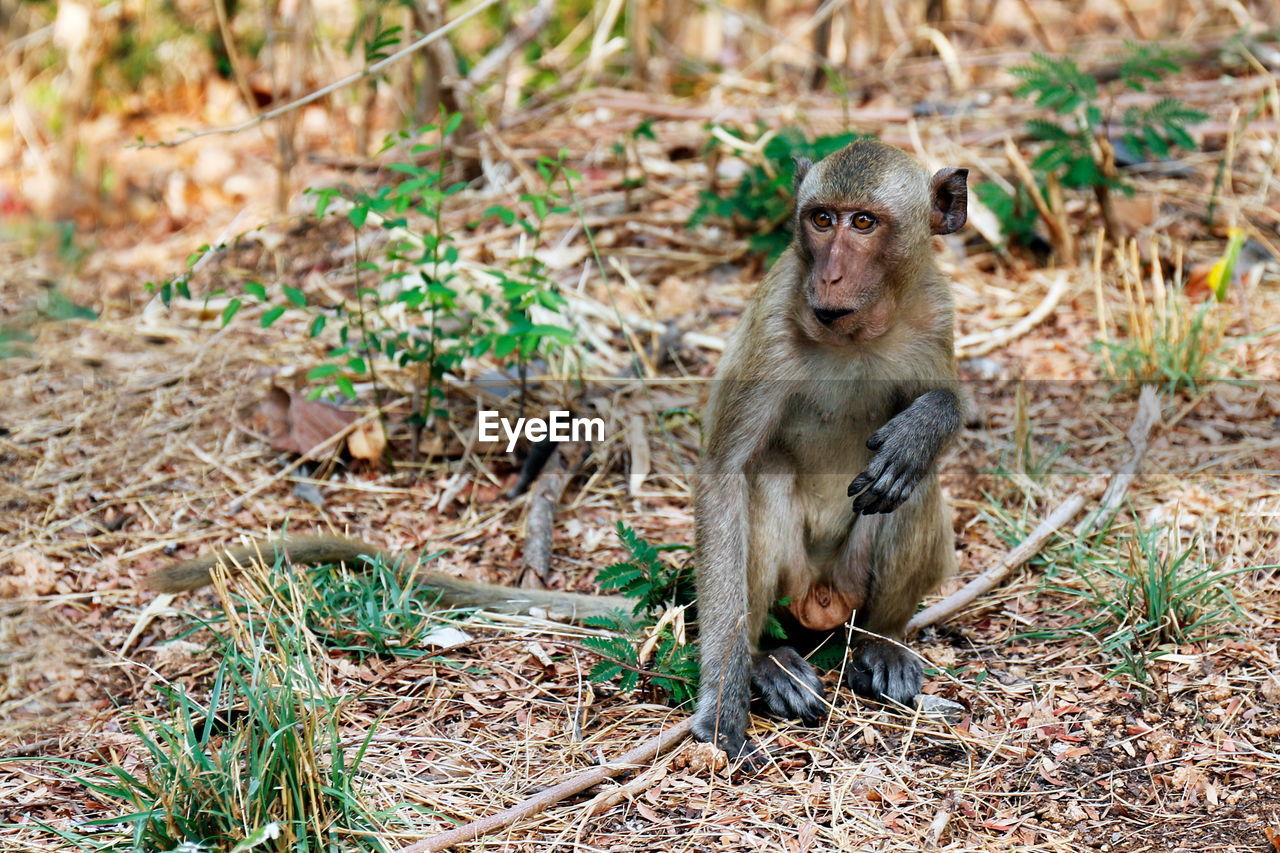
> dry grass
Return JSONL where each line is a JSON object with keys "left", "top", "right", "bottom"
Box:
{"left": 3, "top": 2, "right": 1280, "bottom": 850}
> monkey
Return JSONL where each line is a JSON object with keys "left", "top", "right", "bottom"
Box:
{"left": 145, "top": 534, "right": 629, "bottom": 622}
{"left": 689, "top": 138, "right": 968, "bottom": 759}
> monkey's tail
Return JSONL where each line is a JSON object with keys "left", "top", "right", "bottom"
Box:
{"left": 144, "top": 535, "right": 631, "bottom": 623}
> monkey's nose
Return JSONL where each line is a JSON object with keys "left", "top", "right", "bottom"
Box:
{"left": 813, "top": 307, "right": 855, "bottom": 326}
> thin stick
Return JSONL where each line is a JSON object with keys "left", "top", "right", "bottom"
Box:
{"left": 1073, "top": 384, "right": 1161, "bottom": 538}
{"left": 396, "top": 718, "right": 694, "bottom": 853}
{"left": 520, "top": 445, "right": 572, "bottom": 588}
{"left": 144, "top": 0, "right": 498, "bottom": 148}
{"left": 906, "top": 493, "right": 1086, "bottom": 634}
{"left": 955, "top": 272, "right": 1069, "bottom": 357}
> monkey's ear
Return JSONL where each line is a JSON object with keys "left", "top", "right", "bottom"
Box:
{"left": 930, "top": 167, "right": 968, "bottom": 235}
{"left": 792, "top": 156, "right": 814, "bottom": 194}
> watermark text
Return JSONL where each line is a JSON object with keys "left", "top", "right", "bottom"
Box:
{"left": 478, "top": 410, "right": 605, "bottom": 451}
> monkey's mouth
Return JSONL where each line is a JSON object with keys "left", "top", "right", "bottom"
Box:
{"left": 812, "top": 306, "right": 857, "bottom": 327}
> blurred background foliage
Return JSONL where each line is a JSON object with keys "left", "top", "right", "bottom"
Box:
{"left": 3, "top": 0, "right": 1276, "bottom": 229}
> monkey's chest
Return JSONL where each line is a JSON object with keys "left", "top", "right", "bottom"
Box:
{"left": 773, "top": 391, "right": 890, "bottom": 479}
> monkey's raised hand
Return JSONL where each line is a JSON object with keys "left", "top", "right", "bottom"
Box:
{"left": 848, "top": 389, "right": 961, "bottom": 514}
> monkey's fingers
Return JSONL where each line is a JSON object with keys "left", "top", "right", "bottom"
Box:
{"left": 751, "top": 647, "right": 827, "bottom": 726}
{"left": 845, "top": 643, "right": 923, "bottom": 708}
{"left": 851, "top": 468, "right": 895, "bottom": 513}
{"left": 847, "top": 472, "right": 874, "bottom": 499}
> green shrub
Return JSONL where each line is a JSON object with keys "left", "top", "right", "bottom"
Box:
{"left": 581, "top": 523, "right": 698, "bottom": 705}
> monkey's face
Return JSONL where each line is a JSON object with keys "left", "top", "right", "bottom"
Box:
{"left": 798, "top": 204, "right": 895, "bottom": 337}
{"left": 791, "top": 140, "right": 968, "bottom": 343}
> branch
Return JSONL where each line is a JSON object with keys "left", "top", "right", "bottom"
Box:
{"left": 906, "top": 492, "right": 1086, "bottom": 634}
{"left": 955, "top": 272, "right": 1070, "bottom": 358}
{"left": 396, "top": 718, "right": 694, "bottom": 853}
{"left": 143, "top": 0, "right": 498, "bottom": 148}
{"left": 1073, "top": 384, "right": 1161, "bottom": 538}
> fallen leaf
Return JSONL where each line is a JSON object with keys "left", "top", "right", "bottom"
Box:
{"left": 253, "top": 385, "right": 355, "bottom": 458}
{"left": 420, "top": 626, "right": 472, "bottom": 648}
{"left": 1110, "top": 194, "right": 1158, "bottom": 235}
{"left": 348, "top": 418, "right": 386, "bottom": 462}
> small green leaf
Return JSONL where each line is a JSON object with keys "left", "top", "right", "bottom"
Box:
{"left": 244, "top": 281, "right": 267, "bottom": 300}
{"left": 220, "top": 298, "right": 242, "bottom": 327}
{"left": 260, "top": 306, "right": 286, "bottom": 328}
{"left": 283, "top": 286, "right": 307, "bottom": 307}
{"left": 307, "top": 364, "right": 340, "bottom": 380}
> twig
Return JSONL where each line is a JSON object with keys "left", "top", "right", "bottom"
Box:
{"left": 1073, "top": 384, "right": 1162, "bottom": 538}
{"left": 463, "top": 0, "right": 555, "bottom": 92}
{"left": 572, "top": 761, "right": 668, "bottom": 844}
{"left": 143, "top": 0, "right": 498, "bottom": 148}
{"left": 0, "top": 736, "right": 61, "bottom": 759}
{"left": 520, "top": 445, "right": 574, "bottom": 588}
{"left": 955, "top": 273, "right": 1070, "bottom": 358}
{"left": 906, "top": 493, "right": 1086, "bottom": 634}
{"left": 396, "top": 718, "right": 694, "bottom": 853}
{"left": 1004, "top": 137, "right": 1075, "bottom": 264}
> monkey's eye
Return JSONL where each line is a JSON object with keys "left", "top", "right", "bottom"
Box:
{"left": 810, "top": 210, "right": 835, "bottom": 229}
{"left": 852, "top": 212, "right": 877, "bottom": 231}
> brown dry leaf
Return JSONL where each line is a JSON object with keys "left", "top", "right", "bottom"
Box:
{"left": 254, "top": 385, "right": 356, "bottom": 459}
{"left": 1265, "top": 826, "right": 1280, "bottom": 852}
{"left": 671, "top": 741, "right": 727, "bottom": 773}
{"left": 0, "top": 551, "right": 58, "bottom": 597}
{"left": 1184, "top": 263, "right": 1213, "bottom": 301}
{"left": 348, "top": 419, "right": 387, "bottom": 462}
{"left": 1110, "top": 195, "right": 1158, "bottom": 235}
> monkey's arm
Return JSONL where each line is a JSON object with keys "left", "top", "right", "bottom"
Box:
{"left": 690, "top": 376, "right": 785, "bottom": 759}
{"left": 690, "top": 456, "right": 754, "bottom": 757}
{"left": 848, "top": 388, "right": 962, "bottom": 515}
{"left": 144, "top": 534, "right": 629, "bottom": 623}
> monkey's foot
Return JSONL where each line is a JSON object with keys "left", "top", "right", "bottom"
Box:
{"left": 844, "top": 642, "right": 922, "bottom": 708}
{"left": 751, "top": 647, "right": 826, "bottom": 725}
{"left": 689, "top": 714, "right": 760, "bottom": 768}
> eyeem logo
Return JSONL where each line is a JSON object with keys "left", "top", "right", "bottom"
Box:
{"left": 478, "top": 410, "right": 606, "bottom": 452}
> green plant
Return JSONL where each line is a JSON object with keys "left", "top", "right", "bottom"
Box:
{"left": 0, "top": 326, "right": 35, "bottom": 359}
{"left": 156, "top": 121, "right": 582, "bottom": 426}
{"left": 44, "top": 595, "right": 382, "bottom": 850}
{"left": 580, "top": 523, "right": 698, "bottom": 704}
{"left": 690, "top": 126, "right": 865, "bottom": 261}
{"left": 283, "top": 552, "right": 449, "bottom": 659}
{"left": 1004, "top": 43, "right": 1205, "bottom": 240}
{"left": 1037, "top": 520, "right": 1245, "bottom": 681}
{"left": 1091, "top": 237, "right": 1232, "bottom": 394}
{"left": 973, "top": 181, "right": 1042, "bottom": 250}
{"left": 1092, "top": 303, "right": 1224, "bottom": 393}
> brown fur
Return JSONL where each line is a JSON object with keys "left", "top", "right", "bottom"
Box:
{"left": 690, "top": 139, "right": 968, "bottom": 759}
{"left": 145, "top": 534, "right": 629, "bottom": 622}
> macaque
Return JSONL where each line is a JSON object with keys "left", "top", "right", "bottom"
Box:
{"left": 690, "top": 138, "right": 967, "bottom": 758}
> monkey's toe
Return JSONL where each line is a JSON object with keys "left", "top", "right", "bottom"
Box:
{"left": 691, "top": 711, "right": 757, "bottom": 764}
{"left": 845, "top": 642, "right": 923, "bottom": 708}
{"left": 752, "top": 647, "right": 826, "bottom": 725}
